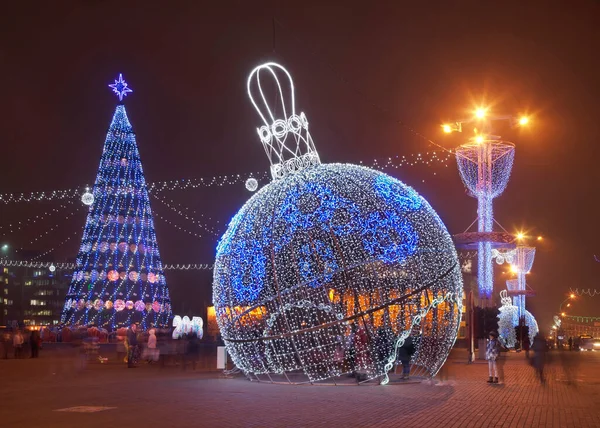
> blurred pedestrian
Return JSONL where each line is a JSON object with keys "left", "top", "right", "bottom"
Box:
{"left": 184, "top": 333, "right": 200, "bottom": 371}
{"left": 486, "top": 331, "right": 500, "bottom": 384}
{"left": 397, "top": 336, "right": 416, "bottom": 380}
{"left": 30, "top": 330, "right": 40, "bottom": 358}
{"left": 1, "top": 331, "right": 11, "bottom": 359}
{"left": 568, "top": 337, "right": 573, "bottom": 351}
{"left": 522, "top": 334, "right": 531, "bottom": 359}
{"left": 127, "top": 323, "right": 139, "bottom": 368}
{"left": 145, "top": 328, "right": 159, "bottom": 364}
{"left": 532, "top": 333, "right": 547, "bottom": 385}
{"left": 13, "top": 330, "right": 24, "bottom": 359}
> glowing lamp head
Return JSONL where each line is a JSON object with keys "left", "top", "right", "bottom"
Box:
{"left": 509, "top": 264, "right": 519, "bottom": 274}
{"left": 516, "top": 232, "right": 525, "bottom": 240}
{"left": 519, "top": 116, "right": 529, "bottom": 126}
{"left": 475, "top": 108, "right": 487, "bottom": 119}
{"left": 442, "top": 124, "right": 452, "bottom": 134}
{"left": 475, "top": 135, "right": 484, "bottom": 144}
{"left": 561, "top": 312, "right": 566, "bottom": 317}
{"left": 570, "top": 293, "right": 576, "bottom": 299}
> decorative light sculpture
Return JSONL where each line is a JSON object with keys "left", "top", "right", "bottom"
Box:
{"left": 455, "top": 137, "right": 514, "bottom": 298}
{"left": 497, "top": 289, "right": 538, "bottom": 347}
{"left": 213, "top": 62, "right": 463, "bottom": 385}
{"left": 61, "top": 75, "right": 172, "bottom": 331}
{"left": 500, "top": 246, "right": 535, "bottom": 318}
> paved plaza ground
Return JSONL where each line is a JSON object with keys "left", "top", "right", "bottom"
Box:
{"left": 1, "top": 347, "right": 599, "bottom": 428}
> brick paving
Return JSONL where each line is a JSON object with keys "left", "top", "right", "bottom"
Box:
{"left": 0, "top": 348, "right": 599, "bottom": 427}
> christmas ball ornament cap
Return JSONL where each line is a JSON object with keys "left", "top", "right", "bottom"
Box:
{"left": 247, "top": 63, "right": 320, "bottom": 180}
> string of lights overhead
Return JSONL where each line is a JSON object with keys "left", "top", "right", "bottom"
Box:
{"left": 151, "top": 193, "right": 222, "bottom": 237}
{"left": 0, "top": 258, "right": 213, "bottom": 271}
{"left": 0, "top": 152, "right": 452, "bottom": 205}
{"left": 0, "top": 202, "right": 74, "bottom": 237}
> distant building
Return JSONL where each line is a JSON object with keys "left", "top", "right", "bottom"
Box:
{"left": 0, "top": 256, "right": 71, "bottom": 328}
{"left": 561, "top": 316, "right": 600, "bottom": 339}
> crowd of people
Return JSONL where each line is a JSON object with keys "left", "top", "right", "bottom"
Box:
{"left": 485, "top": 331, "right": 582, "bottom": 386}
{"left": 1, "top": 329, "right": 42, "bottom": 359}
{"left": 122, "top": 323, "right": 203, "bottom": 370}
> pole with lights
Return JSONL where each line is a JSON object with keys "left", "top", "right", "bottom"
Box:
{"left": 444, "top": 108, "right": 530, "bottom": 300}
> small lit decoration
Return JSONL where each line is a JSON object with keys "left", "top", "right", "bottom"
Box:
{"left": 213, "top": 63, "right": 463, "bottom": 385}
{"left": 498, "top": 289, "right": 539, "bottom": 348}
{"left": 496, "top": 245, "right": 535, "bottom": 318}
{"left": 61, "top": 75, "right": 171, "bottom": 331}
{"left": 245, "top": 177, "right": 259, "bottom": 192}
{"left": 134, "top": 300, "right": 145, "bottom": 311}
{"left": 108, "top": 73, "right": 133, "bottom": 102}
{"left": 81, "top": 187, "right": 94, "bottom": 206}
{"left": 172, "top": 315, "right": 204, "bottom": 339}
{"left": 49, "top": 264, "right": 56, "bottom": 273}
{"left": 497, "top": 290, "right": 518, "bottom": 348}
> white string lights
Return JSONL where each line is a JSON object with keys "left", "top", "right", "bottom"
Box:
{"left": 213, "top": 62, "right": 463, "bottom": 385}
{"left": 151, "top": 193, "right": 221, "bottom": 237}
{"left": 0, "top": 151, "right": 451, "bottom": 206}
{"left": 0, "top": 258, "right": 213, "bottom": 271}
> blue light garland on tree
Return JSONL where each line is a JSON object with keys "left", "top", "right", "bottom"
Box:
{"left": 61, "top": 75, "right": 172, "bottom": 331}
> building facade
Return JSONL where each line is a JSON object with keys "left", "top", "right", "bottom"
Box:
{"left": 0, "top": 263, "right": 71, "bottom": 328}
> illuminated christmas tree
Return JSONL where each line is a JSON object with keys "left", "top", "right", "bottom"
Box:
{"left": 61, "top": 74, "right": 172, "bottom": 330}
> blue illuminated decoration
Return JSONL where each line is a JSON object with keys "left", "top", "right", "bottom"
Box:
{"left": 61, "top": 84, "right": 171, "bottom": 331}
{"left": 213, "top": 61, "right": 463, "bottom": 386}
{"left": 109, "top": 73, "right": 133, "bottom": 102}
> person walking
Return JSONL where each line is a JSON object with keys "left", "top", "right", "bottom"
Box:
{"left": 146, "top": 328, "right": 159, "bottom": 363}
{"left": 486, "top": 331, "right": 501, "bottom": 384}
{"left": 13, "top": 330, "right": 24, "bottom": 359}
{"left": 1, "top": 331, "right": 11, "bottom": 359}
{"left": 397, "top": 336, "right": 416, "bottom": 380}
{"left": 30, "top": 330, "right": 40, "bottom": 358}
{"left": 532, "top": 333, "right": 547, "bottom": 385}
{"left": 184, "top": 332, "right": 200, "bottom": 371}
{"left": 126, "top": 323, "right": 139, "bottom": 368}
{"left": 522, "top": 334, "right": 531, "bottom": 359}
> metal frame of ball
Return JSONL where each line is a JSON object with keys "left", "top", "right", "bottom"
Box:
{"left": 213, "top": 163, "right": 463, "bottom": 385}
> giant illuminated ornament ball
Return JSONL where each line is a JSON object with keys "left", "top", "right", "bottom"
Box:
{"left": 213, "top": 63, "right": 463, "bottom": 384}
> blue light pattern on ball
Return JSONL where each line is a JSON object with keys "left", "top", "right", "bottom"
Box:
{"left": 213, "top": 163, "right": 463, "bottom": 384}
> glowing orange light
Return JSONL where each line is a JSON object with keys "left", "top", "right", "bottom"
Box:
{"left": 537, "top": 236, "right": 543, "bottom": 241}
{"left": 519, "top": 116, "right": 529, "bottom": 126}
{"left": 570, "top": 293, "right": 576, "bottom": 299}
{"left": 510, "top": 265, "right": 519, "bottom": 274}
{"left": 475, "top": 135, "right": 484, "bottom": 144}
{"left": 442, "top": 124, "right": 452, "bottom": 133}
{"left": 516, "top": 232, "right": 525, "bottom": 240}
{"left": 475, "top": 108, "right": 487, "bottom": 119}
{"left": 561, "top": 312, "right": 566, "bottom": 317}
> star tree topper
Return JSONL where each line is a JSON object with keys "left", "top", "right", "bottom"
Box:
{"left": 109, "top": 73, "right": 133, "bottom": 101}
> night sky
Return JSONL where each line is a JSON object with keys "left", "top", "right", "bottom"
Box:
{"left": 1, "top": 1, "right": 599, "bottom": 330}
